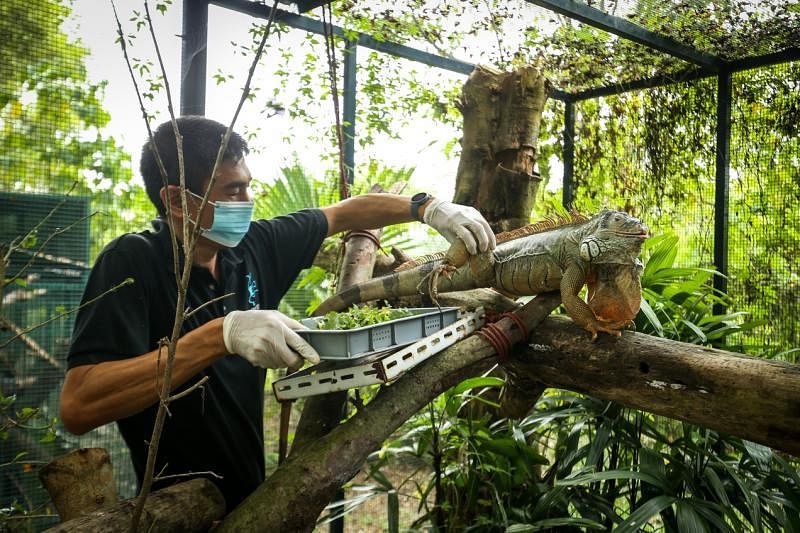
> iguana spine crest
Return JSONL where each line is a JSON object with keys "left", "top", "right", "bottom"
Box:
{"left": 396, "top": 210, "right": 588, "bottom": 271}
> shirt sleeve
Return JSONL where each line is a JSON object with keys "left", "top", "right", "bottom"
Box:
{"left": 67, "top": 242, "right": 151, "bottom": 369}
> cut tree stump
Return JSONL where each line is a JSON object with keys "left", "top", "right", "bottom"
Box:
{"left": 38, "top": 448, "right": 118, "bottom": 522}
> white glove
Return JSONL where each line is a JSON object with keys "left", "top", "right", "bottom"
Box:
{"left": 422, "top": 198, "right": 496, "bottom": 255}
{"left": 222, "top": 310, "right": 320, "bottom": 370}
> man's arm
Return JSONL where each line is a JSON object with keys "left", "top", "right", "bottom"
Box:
{"left": 321, "top": 193, "right": 495, "bottom": 254}
{"left": 321, "top": 193, "right": 423, "bottom": 235}
{"left": 60, "top": 309, "right": 320, "bottom": 435}
{"left": 60, "top": 318, "right": 226, "bottom": 435}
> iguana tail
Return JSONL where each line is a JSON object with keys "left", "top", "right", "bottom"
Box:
{"left": 312, "top": 259, "right": 481, "bottom": 316}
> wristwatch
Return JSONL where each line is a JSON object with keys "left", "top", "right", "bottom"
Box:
{"left": 410, "top": 192, "right": 432, "bottom": 222}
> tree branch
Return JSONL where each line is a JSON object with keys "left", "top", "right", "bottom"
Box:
{"left": 510, "top": 315, "right": 800, "bottom": 456}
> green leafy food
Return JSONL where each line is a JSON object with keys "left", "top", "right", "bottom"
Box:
{"left": 314, "top": 306, "right": 414, "bottom": 331}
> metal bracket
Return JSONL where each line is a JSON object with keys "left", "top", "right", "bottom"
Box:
{"left": 272, "top": 307, "right": 486, "bottom": 401}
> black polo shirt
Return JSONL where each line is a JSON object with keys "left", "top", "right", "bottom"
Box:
{"left": 67, "top": 209, "right": 328, "bottom": 510}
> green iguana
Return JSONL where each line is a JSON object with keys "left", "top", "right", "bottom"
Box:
{"left": 313, "top": 209, "right": 650, "bottom": 338}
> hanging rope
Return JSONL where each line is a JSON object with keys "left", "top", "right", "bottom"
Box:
{"left": 321, "top": 3, "right": 349, "bottom": 200}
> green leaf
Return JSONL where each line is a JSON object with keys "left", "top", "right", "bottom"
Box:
{"left": 506, "top": 517, "right": 606, "bottom": 531}
{"left": 387, "top": 490, "right": 399, "bottom": 533}
{"left": 676, "top": 500, "right": 709, "bottom": 533}
{"left": 450, "top": 376, "right": 505, "bottom": 395}
{"left": 680, "top": 318, "right": 707, "bottom": 342}
{"left": 703, "top": 466, "right": 731, "bottom": 507}
{"left": 639, "top": 298, "right": 664, "bottom": 336}
{"left": 556, "top": 469, "right": 668, "bottom": 492}
{"left": 742, "top": 440, "right": 773, "bottom": 472}
{"left": 614, "top": 495, "right": 677, "bottom": 533}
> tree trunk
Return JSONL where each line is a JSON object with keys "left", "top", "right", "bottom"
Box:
{"left": 44, "top": 478, "right": 224, "bottom": 532}
{"left": 38, "top": 448, "right": 118, "bottom": 522}
{"left": 453, "top": 64, "right": 550, "bottom": 232}
{"left": 509, "top": 315, "right": 800, "bottom": 456}
{"left": 294, "top": 183, "right": 403, "bottom": 451}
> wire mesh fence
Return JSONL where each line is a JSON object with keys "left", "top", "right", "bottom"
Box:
{"left": 729, "top": 61, "right": 800, "bottom": 357}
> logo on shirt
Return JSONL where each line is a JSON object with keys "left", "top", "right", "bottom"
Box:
{"left": 246, "top": 272, "right": 259, "bottom": 309}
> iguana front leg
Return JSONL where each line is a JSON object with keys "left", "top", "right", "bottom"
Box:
{"left": 560, "top": 263, "right": 625, "bottom": 340}
{"left": 425, "top": 239, "right": 471, "bottom": 303}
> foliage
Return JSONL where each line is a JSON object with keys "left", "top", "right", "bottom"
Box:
{"left": 343, "top": 231, "right": 799, "bottom": 531}
{"left": 314, "top": 306, "right": 413, "bottom": 331}
{"left": 0, "top": 1, "right": 144, "bottom": 521}
{"left": 0, "top": 393, "right": 57, "bottom": 446}
{"left": 0, "top": 0, "right": 150, "bottom": 257}
{"left": 635, "top": 233, "right": 764, "bottom": 348}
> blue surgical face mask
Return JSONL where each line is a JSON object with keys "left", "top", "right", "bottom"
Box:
{"left": 189, "top": 191, "right": 254, "bottom": 248}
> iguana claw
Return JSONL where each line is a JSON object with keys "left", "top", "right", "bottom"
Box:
{"left": 585, "top": 320, "right": 627, "bottom": 341}
{"left": 425, "top": 263, "right": 456, "bottom": 306}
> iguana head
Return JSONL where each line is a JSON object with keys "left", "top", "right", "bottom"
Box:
{"left": 579, "top": 209, "right": 649, "bottom": 265}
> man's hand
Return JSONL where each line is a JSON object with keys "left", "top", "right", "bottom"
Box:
{"left": 422, "top": 198, "right": 496, "bottom": 255}
{"left": 222, "top": 310, "right": 321, "bottom": 370}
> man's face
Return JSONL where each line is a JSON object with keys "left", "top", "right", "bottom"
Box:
{"left": 193, "top": 157, "right": 253, "bottom": 247}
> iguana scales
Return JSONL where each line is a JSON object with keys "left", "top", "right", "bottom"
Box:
{"left": 314, "top": 209, "right": 650, "bottom": 338}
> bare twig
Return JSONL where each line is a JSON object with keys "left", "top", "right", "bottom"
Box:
{"left": 154, "top": 470, "right": 223, "bottom": 483}
{"left": 184, "top": 292, "right": 234, "bottom": 320}
{"left": 2, "top": 181, "right": 78, "bottom": 267}
{"left": 321, "top": 4, "right": 349, "bottom": 200}
{"left": 483, "top": 0, "right": 508, "bottom": 67}
{"left": 6, "top": 212, "right": 98, "bottom": 286}
{"left": 110, "top": 0, "right": 180, "bottom": 279}
{"left": 0, "top": 316, "right": 62, "bottom": 370}
{"left": 166, "top": 376, "right": 209, "bottom": 402}
{"left": 12, "top": 248, "right": 89, "bottom": 269}
{"left": 0, "top": 278, "right": 134, "bottom": 351}
{"left": 1, "top": 182, "right": 79, "bottom": 319}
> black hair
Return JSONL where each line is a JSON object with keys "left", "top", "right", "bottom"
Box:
{"left": 140, "top": 116, "right": 250, "bottom": 216}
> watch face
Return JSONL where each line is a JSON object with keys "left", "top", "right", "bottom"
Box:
{"left": 412, "top": 192, "right": 428, "bottom": 202}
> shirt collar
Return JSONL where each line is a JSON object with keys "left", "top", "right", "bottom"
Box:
{"left": 151, "top": 218, "right": 243, "bottom": 274}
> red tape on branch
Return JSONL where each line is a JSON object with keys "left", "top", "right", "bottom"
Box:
{"left": 477, "top": 322, "right": 512, "bottom": 359}
{"left": 343, "top": 230, "right": 383, "bottom": 250}
{"left": 476, "top": 312, "right": 528, "bottom": 360}
{"left": 501, "top": 312, "right": 529, "bottom": 339}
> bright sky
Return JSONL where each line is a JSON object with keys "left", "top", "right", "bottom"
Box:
{"left": 64, "top": 1, "right": 469, "bottom": 199}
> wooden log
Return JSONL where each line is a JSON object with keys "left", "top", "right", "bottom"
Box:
{"left": 512, "top": 315, "right": 800, "bottom": 456}
{"left": 453, "top": 64, "right": 550, "bottom": 232}
{"left": 38, "top": 448, "right": 118, "bottom": 522}
{"left": 44, "top": 478, "right": 225, "bottom": 532}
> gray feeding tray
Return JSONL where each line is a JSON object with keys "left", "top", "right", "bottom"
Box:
{"left": 298, "top": 307, "right": 459, "bottom": 360}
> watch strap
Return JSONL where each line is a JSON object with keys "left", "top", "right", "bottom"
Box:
{"left": 410, "top": 192, "right": 432, "bottom": 222}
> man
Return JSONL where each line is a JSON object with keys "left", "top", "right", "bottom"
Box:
{"left": 59, "top": 116, "right": 495, "bottom": 509}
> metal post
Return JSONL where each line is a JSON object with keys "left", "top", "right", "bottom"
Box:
{"left": 180, "top": 0, "right": 209, "bottom": 116}
{"left": 342, "top": 39, "right": 357, "bottom": 187}
{"left": 713, "top": 69, "right": 732, "bottom": 314}
{"left": 563, "top": 100, "right": 575, "bottom": 208}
